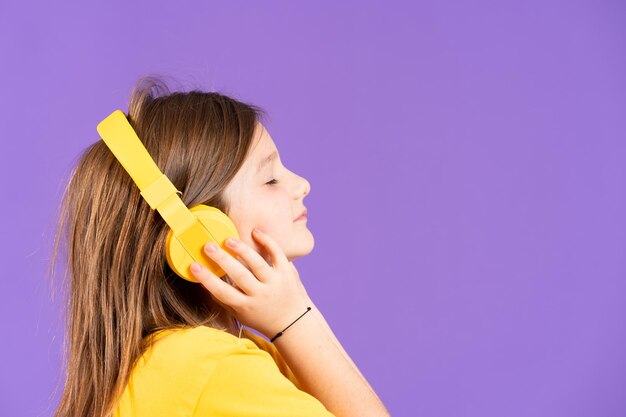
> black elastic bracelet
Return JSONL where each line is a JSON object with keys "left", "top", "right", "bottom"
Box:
{"left": 270, "top": 307, "right": 312, "bottom": 343}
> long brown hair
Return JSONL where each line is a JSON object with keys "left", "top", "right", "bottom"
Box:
{"left": 49, "top": 76, "right": 266, "bottom": 417}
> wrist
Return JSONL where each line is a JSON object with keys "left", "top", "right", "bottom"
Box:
{"left": 268, "top": 305, "right": 314, "bottom": 343}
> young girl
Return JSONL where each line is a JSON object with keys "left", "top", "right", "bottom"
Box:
{"left": 51, "top": 76, "right": 390, "bottom": 417}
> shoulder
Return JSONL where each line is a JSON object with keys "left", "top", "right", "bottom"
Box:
{"left": 240, "top": 328, "right": 303, "bottom": 389}
{"left": 134, "top": 326, "right": 270, "bottom": 377}
{"left": 115, "top": 326, "right": 260, "bottom": 415}
{"left": 115, "top": 326, "right": 333, "bottom": 417}
{"left": 193, "top": 340, "right": 336, "bottom": 417}
{"left": 145, "top": 326, "right": 280, "bottom": 362}
{"left": 147, "top": 325, "right": 256, "bottom": 355}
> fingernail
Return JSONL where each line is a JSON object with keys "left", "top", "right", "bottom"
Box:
{"left": 226, "top": 237, "right": 238, "bottom": 247}
{"left": 191, "top": 262, "right": 202, "bottom": 272}
{"left": 205, "top": 242, "right": 218, "bottom": 253}
{"left": 253, "top": 228, "right": 264, "bottom": 236}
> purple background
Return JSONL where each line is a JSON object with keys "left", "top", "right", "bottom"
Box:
{"left": 1, "top": 1, "right": 625, "bottom": 416}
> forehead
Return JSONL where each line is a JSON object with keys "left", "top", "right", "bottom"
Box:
{"left": 237, "top": 122, "right": 277, "bottom": 178}
{"left": 223, "top": 123, "right": 279, "bottom": 206}
{"left": 249, "top": 123, "right": 277, "bottom": 162}
{"left": 251, "top": 123, "right": 273, "bottom": 151}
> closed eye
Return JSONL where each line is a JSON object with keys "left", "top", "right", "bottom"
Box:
{"left": 266, "top": 179, "right": 279, "bottom": 185}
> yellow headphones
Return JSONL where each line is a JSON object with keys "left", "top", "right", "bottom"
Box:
{"left": 96, "top": 109, "right": 240, "bottom": 283}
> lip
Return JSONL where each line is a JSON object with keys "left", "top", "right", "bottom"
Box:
{"left": 294, "top": 208, "right": 308, "bottom": 222}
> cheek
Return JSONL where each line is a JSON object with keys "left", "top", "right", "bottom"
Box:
{"left": 254, "top": 196, "right": 294, "bottom": 234}
{"left": 256, "top": 204, "right": 292, "bottom": 230}
{"left": 259, "top": 188, "right": 291, "bottom": 217}
{"left": 230, "top": 190, "right": 294, "bottom": 251}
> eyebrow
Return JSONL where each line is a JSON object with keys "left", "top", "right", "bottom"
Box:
{"left": 256, "top": 151, "right": 278, "bottom": 174}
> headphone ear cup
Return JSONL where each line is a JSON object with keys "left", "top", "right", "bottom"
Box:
{"left": 165, "top": 204, "right": 240, "bottom": 282}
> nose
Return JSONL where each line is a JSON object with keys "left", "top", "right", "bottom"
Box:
{"left": 294, "top": 175, "right": 310, "bottom": 199}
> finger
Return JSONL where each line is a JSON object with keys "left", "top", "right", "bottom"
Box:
{"left": 191, "top": 262, "right": 247, "bottom": 308}
{"left": 224, "top": 237, "right": 274, "bottom": 284}
{"left": 205, "top": 279, "right": 237, "bottom": 313}
{"left": 252, "top": 229, "right": 288, "bottom": 268}
{"left": 203, "top": 242, "right": 261, "bottom": 295}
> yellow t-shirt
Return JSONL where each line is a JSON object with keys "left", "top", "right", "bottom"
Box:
{"left": 113, "top": 325, "right": 336, "bottom": 417}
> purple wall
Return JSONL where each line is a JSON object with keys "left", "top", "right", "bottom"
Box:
{"left": 1, "top": 1, "right": 624, "bottom": 416}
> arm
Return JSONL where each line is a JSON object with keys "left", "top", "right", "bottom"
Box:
{"left": 192, "top": 232, "right": 391, "bottom": 416}
{"left": 272, "top": 302, "right": 391, "bottom": 417}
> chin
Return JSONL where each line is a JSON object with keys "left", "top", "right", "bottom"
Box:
{"left": 286, "top": 233, "right": 315, "bottom": 262}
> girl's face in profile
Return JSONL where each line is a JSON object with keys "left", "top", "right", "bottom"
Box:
{"left": 223, "top": 122, "right": 313, "bottom": 263}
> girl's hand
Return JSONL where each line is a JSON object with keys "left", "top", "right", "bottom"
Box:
{"left": 190, "top": 228, "right": 313, "bottom": 339}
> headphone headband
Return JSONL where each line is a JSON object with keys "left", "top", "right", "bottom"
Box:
{"left": 96, "top": 109, "right": 237, "bottom": 281}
